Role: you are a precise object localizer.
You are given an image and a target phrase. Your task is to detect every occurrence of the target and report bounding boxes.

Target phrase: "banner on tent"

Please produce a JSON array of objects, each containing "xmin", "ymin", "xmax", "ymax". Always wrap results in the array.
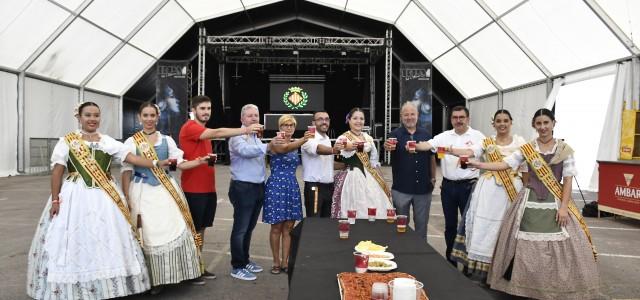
[
  {"xmin": 157, "ymin": 61, "xmax": 190, "ymax": 143},
  {"xmin": 399, "ymin": 63, "xmax": 433, "ymax": 135}
]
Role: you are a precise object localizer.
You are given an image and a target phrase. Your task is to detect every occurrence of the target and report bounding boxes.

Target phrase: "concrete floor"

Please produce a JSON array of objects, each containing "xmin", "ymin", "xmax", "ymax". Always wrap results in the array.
[{"xmin": 1, "ymin": 165, "xmax": 639, "ymax": 300}]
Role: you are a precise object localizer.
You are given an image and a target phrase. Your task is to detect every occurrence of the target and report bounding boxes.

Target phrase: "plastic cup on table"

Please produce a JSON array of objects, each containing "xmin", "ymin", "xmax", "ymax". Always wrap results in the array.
[
  {"xmin": 347, "ymin": 209, "xmax": 357, "ymax": 224},
  {"xmin": 396, "ymin": 215, "xmax": 408, "ymax": 233},
  {"xmin": 338, "ymin": 219, "xmax": 350, "ymax": 240},
  {"xmin": 368, "ymin": 207, "xmax": 377, "ymax": 222},
  {"xmin": 388, "ymin": 278, "xmax": 423, "ymax": 300},
  {"xmin": 353, "ymin": 251, "xmax": 369, "ymax": 274},
  {"xmin": 371, "ymin": 282, "xmax": 389, "ymax": 300},
  {"xmin": 386, "ymin": 208, "xmax": 396, "ymax": 224}
]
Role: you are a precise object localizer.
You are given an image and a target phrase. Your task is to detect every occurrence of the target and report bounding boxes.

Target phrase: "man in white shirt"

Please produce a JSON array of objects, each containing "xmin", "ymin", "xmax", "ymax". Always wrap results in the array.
[
  {"xmin": 301, "ymin": 111, "xmax": 336, "ymax": 217},
  {"xmin": 417, "ymin": 106, "xmax": 485, "ymax": 266}
]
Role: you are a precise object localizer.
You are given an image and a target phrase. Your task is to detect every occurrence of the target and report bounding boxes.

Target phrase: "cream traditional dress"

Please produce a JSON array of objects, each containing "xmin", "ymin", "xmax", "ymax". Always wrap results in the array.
[
  {"xmin": 487, "ymin": 139, "xmax": 599, "ymax": 300},
  {"xmin": 27, "ymin": 131, "xmax": 150, "ymax": 300},
  {"xmin": 452, "ymin": 135, "xmax": 526, "ymax": 278},
  {"xmin": 122, "ymin": 132, "xmax": 201, "ymax": 286},
  {"xmin": 334, "ymin": 131, "xmax": 391, "ymax": 219}
]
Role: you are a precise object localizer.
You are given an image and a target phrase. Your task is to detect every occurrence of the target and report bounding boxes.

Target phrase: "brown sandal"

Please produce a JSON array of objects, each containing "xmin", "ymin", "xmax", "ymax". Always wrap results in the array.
[{"xmin": 270, "ymin": 265, "xmax": 281, "ymax": 274}]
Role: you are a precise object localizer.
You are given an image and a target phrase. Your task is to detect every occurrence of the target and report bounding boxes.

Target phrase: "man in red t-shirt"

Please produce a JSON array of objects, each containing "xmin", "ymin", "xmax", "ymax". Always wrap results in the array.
[{"xmin": 179, "ymin": 95, "xmax": 261, "ymax": 283}]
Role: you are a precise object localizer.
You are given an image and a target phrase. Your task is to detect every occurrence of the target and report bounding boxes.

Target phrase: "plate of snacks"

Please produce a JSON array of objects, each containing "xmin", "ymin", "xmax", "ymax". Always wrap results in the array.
[{"xmin": 367, "ymin": 259, "xmax": 397, "ymax": 272}]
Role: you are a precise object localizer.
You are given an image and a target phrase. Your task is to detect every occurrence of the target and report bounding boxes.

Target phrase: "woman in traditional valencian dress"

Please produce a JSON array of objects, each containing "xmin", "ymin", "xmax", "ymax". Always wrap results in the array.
[
  {"xmin": 332, "ymin": 108, "xmax": 391, "ymax": 219},
  {"xmin": 27, "ymin": 102, "xmax": 169, "ymax": 300},
  {"xmin": 450, "ymin": 109, "xmax": 527, "ymax": 281},
  {"xmin": 468, "ymin": 108, "xmax": 599, "ymax": 299},
  {"xmin": 121, "ymin": 102, "xmax": 209, "ymax": 294}
]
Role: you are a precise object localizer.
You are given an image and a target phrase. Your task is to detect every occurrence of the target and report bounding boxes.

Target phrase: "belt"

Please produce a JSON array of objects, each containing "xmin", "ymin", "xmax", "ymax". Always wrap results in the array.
[{"xmin": 442, "ymin": 178, "xmax": 477, "ymax": 184}]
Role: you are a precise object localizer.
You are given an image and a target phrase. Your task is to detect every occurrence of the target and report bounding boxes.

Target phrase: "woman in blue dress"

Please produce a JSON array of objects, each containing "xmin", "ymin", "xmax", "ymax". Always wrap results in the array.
[{"xmin": 263, "ymin": 115, "xmax": 313, "ymax": 274}]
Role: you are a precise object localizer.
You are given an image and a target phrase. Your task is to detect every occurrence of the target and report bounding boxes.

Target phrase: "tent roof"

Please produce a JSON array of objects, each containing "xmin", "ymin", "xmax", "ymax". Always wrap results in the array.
[{"xmin": 1, "ymin": 0, "xmax": 638, "ymax": 98}]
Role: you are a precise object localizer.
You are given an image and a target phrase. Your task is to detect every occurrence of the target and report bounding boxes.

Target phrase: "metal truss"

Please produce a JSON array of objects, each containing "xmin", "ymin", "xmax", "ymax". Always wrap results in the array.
[
  {"xmin": 384, "ymin": 29, "xmax": 393, "ymax": 164},
  {"xmin": 224, "ymin": 56, "xmax": 369, "ymax": 65},
  {"xmin": 206, "ymin": 35, "xmax": 385, "ymax": 50},
  {"xmin": 198, "ymin": 26, "xmax": 207, "ymax": 96}
]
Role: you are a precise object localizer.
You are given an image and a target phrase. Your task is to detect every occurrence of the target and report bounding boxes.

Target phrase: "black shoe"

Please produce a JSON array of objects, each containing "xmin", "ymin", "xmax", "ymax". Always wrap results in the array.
[
  {"xmin": 150, "ymin": 286, "xmax": 164, "ymax": 295},
  {"xmin": 188, "ymin": 277, "xmax": 206, "ymax": 285},
  {"xmin": 202, "ymin": 271, "xmax": 217, "ymax": 279}
]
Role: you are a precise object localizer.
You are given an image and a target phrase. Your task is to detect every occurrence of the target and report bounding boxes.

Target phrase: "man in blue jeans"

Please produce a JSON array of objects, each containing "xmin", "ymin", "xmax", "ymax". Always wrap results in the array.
[{"xmin": 228, "ymin": 104, "xmax": 281, "ymax": 281}]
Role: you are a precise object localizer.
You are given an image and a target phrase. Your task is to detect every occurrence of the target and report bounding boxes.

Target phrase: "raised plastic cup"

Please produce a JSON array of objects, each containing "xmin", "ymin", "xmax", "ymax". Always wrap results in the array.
[
  {"xmin": 437, "ymin": 146, "xmax": 446, "ymax": 159},
  {"xmin": 459, "ymin": 155, "xmax": 469, "ymax": 169},
  {"xmin": 407, "ymin": 140, "xmax": 416, "ymax": 153},
  {"xmin": 207, "ymin": 153, "xmax": 217, "ymax": 166}
]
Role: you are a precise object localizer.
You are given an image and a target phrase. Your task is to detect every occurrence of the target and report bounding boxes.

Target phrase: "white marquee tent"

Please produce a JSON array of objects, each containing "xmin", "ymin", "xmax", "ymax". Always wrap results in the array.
[{"xmin": 1, "ymin": 0, "xmax": 639, "ymax": 191}]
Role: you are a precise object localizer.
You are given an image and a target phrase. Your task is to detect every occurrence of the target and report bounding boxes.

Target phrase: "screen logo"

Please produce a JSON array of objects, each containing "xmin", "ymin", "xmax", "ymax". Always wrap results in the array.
[{"xmin": 282, "ymin": 86, "xmax": 308, "ymax": 110}]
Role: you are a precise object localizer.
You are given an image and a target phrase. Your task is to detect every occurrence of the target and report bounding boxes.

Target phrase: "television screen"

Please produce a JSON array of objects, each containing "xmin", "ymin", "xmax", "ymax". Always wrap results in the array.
[{"xmin": 270, "ymin": 83, "xmax": 324, "ymax": 112}]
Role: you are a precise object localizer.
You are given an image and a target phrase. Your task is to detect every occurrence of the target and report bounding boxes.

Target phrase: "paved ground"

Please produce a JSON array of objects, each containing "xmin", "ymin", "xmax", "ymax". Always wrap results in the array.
[{"xmin": 1, "ymin": 165, "xmax": 639, "ymax": 300}]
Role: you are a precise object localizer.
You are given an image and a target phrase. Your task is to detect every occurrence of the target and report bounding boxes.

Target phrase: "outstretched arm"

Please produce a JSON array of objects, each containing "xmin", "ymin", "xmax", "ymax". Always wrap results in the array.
[{"xmin": 199, "ymin": 124, "xmax": 261, "ymax": 140}]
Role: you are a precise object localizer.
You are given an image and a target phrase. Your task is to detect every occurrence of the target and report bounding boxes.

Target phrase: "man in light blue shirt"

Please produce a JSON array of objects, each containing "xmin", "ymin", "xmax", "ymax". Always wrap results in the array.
[{"xmin": 228, "ymin": 104, "xmax": 279, "ymax": 281}]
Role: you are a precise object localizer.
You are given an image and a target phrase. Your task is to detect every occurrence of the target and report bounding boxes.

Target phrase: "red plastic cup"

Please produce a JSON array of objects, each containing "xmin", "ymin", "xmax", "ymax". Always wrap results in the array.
[
  {"xmin": 386, "ymin": 208, "xmax": 396, "ymax": 224},
  {"xmin": 347, "ymin": 209, "xmax": 357, "ymax": 224},
  {"xmin": 168, "ymin": 158, "xmax": 177, "ymax": 171},
  {"xmin": 338, "ymin": 219, "xmax": 349, "ymax": 240},
  {"xmin": 277, "ymin": 131, "xmax": 286, "ymax": 139},
  {"xmin": 308, "ymin": 126, "xmax": 316, "ymax": 138},
  {"xmin": 207, "ymin": 153, "xmax": 217, "ymax": 166},
  {"xmin": 388, "ymin": 137, "xmax": 397, "ymax": 145},
  {"xmin": 356, "ymin": 141, "xmax": 365, "ymax": 152},
  {"xmin": 368, "ymin": 207, "xmax": 377, "ymax": 222},
  {"xmin": 459, "ymin": 155, "xmax": 469, "ymax": 169},
  {"xmin": 256, "ymin": 125, "xmax": 264, "ymax": 139},
  {"xmin": 396, "ymin": 215, "xmax": 408, "ymax": 233},
  {"xmin": 353, "ymin": 251, "xmax": 369, "ymax": 273},
  {"xmin": 407, "ymin": 140, "xmax": 416, "ymax": 153},
  {"xmin": 437, "ymin": 146, "xmax": 446, "ymax": 159}
]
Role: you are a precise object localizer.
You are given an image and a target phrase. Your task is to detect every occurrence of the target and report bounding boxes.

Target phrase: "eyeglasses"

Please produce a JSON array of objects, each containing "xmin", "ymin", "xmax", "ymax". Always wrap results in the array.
[
  {"xmin": 315, "ymin": 117, "xmax": 330, "ymax": 122},
  {"xmin": 281, "ymin": 123, "xmax": 295, "ymax": 127}
]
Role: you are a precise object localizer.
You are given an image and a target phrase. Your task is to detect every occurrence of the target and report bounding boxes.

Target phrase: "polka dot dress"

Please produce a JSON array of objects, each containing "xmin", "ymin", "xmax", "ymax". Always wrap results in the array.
[{"xmin": 263, "ymin": 151, "xmax": 303, "ymax": 224}]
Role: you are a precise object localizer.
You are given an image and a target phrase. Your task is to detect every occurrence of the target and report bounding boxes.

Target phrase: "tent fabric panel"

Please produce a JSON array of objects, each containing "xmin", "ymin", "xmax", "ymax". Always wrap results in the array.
[
  {"xmin": 433, "ymin": 48, "xmax": 497, "ymax": 98},
  {"xmin": 26, "ymin": 18, "xmax": 120, "ymax": 85},
  {"xmin": 0, "ymin": 0, "xmax": 69, "ymax": 70},
  {"xmin": 469, "ymin": 94, "xmax": 498, "ymax": 136},
  {"xmin": 502, "ymin": 0, "xmax": 630, "ymax": 75},
  {"xmin": 84, "ymin": 91, "xmax": 121, "ymax": 139},
  {"xmin": 463, "ymin": 23, "xmax": 546, "ymax": 89},
  {"xmin": 501, "ymin": 83, "xmax": 548, "ymax": 140},
  {"xmin": 81, "ymin": 0, "xmax": 164, "ymax": 39},
  {"xmin": 395, "ymin": 2, "xmax": 454, "ymax": 60},
  {"xmin": 52, "ymin": 0, "xmax": 85, "ymax": 11},
  {"xmin": 86, "ymin": 45, "xmax": 156, "ymax": 95},
  {"xmin": 481, "ymin": 0, "xmax": 523, "ymax": 16},
  {"xmin": 416, "ymin": 0, "xmax": 492, "ymax": 42},
  {"xmin": 345, "ymin": 0, "xmax": 410, "ymax": 24},
  {"xmin": 0, "ymin": 71, "xmax": 18, "ymax": 176},
  {"xmin": 130, "ymin": 1, "xmax": 194, "ymax": 58},
  {"xmin": 594, "ymin": 0, "xmax": 640, "ymax": 51},
  {"xmin": 305, "ymin": 0, "xmax": 346, "ymax": 11},
  {"xmin": 176, "ymin": 0, "xmax": 245, "ymax": 21}
]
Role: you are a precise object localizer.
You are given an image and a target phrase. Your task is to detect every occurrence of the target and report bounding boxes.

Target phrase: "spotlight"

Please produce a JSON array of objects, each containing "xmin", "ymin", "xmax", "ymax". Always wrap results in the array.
[
  {"xmin": 244, "ymin": 50, "xmax": 250, "ymax": 55},
  {"xmin": 293, "ymin": 50, "xmax": 299, "ymax": 55},
  {"xmin": 341, "ymin": 51, "xmax": 347, "ymax": 56}
]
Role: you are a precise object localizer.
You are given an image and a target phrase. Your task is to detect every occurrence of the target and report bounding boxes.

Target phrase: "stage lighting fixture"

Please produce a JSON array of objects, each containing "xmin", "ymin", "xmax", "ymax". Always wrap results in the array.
[
  {"xmin": 293, "ymin": 50, "xmax": 299, "ymax": 55},
  {"xmin": 244, "ymin": 50, "xmax": 250, "ymax": 55},
  {"xmin": 341, "ymin": 51, "xmax": 347, "ymax": 56}
]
